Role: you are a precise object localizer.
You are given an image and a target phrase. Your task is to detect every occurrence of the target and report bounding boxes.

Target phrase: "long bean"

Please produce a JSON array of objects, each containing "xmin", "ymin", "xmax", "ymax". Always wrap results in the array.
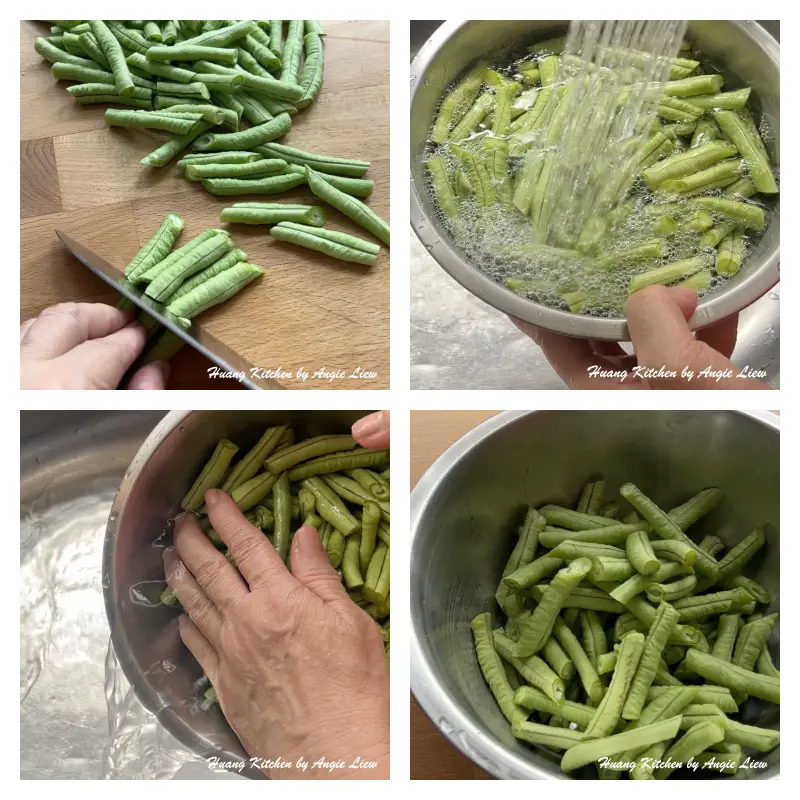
[
  {"xmin": 623, "ymin": 602, "xmax": 680, "ymax": 720},
  {"xmin": 513, "ymin": 559, "xmax": 592, "ymax": 657},
  {"xmin": 300, "ymin": 477, "xmax": 360, "ymax": 536},
  {"xmin": 472, "ymin": 613, "xmax": 527, "ymax": 725},
  {"xmin": 287, "ymin": 449, "xmax": 389, "ymax": 482},
  {"xmin": 306, "ymin": 168, "xmax": 390, "ymax": 246},
  {"xmin": 562, "ymin": 715, "xmax": 682, "ymax": 773},
  {"xmin": 583, "ymin": 631, "xmax": 646, "ymax": 738},
  {"xmin": 539, "ymin": 521, "xmax": 648, "ymax": 548},
  {"xmin": 221, "ymin": 426, "xmax": 286, "ymax": 493},
  {"xmin": 496, "ymin": 508, "xmax": 544, "ymax": 617},
  {"xmin": 181, "ymin": 439, "xmax": 239, "ymax": 511},
  {"xmin": 684, "ymin": 649, "xmax": 779, "ymax": 703},
  {"xmin": 493, "ymin": 630, "xmax": 565, "ymax": 704},
  {"xmin": 619, "ymin": 483, "xmax": 719, "ymax": 578}
]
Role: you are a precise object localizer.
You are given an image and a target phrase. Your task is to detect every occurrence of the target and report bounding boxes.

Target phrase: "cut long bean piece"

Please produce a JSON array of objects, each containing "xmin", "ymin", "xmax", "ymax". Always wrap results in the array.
[
  {"xmin": 715, "ymin": 527, "xmax": 766, "ymax": 583},
  {"xmin": 431, "ymin": 61, "xmax": 487, "ymax": 144},
  {"xmin": 496, "ymin": 508, "xmax": 544, "ymax": 617},
  {"xmin": 619, "ymin": 483, "xmax": 719, "ymax": 578},
  {"xmin": 257, "ymin": 142, "xmax": 370, "ymax": 177},
  {"xmin": 714, "ymin": 110, "xmax": 778, "ymax": 193},
  {"xmin": 202, "ymin": 174, "xmax": 305, "ymax": 196},
  {"xmin": 623, "ymin": 602, "xmax": 680, "ymax": 720},
  {"xmin": 270, "ymin": 224, "xmax": 379, "ymax": 266},
  {"xmin": 684, "ymin": 649, "xmax": 779, "ymax": 703},
  {"xmin": 562, "ymin": 715, "xmax": 681, "ymax": 773},
  {"xmin": 165, "ymin": 262, "xmax": 264, "ymax": 319},
  {"xmin": 305, "ymin": 168, "xmax": 390, "ymax": 246},
  {"xmin": 472, "ymin": 613, "xmax": 527, "ymax": 725},
  {"xmin": 539, "ymin": 521, "xmax": 648, "ymax": 548},
  {"xmin": 514, "ymin": 559, "xmax": 592, "ymax": 658},
  {"xmin": 493, "ymin": 631, "xmax": 565, "ymax": 704},
  {"xmin": 552, "ymin": 617, "xmax": 604, "ymax": 704},
  {"xmin": 182, "ymin": 439, "xmax": 240, "ymax": 511},
  {"xmin": 583, "ymin": 631, "xmax": 645, "ymax": 738}
]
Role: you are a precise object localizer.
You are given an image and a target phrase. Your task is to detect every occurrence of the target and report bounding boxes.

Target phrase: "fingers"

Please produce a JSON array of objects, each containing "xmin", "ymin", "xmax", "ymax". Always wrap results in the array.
[
  {"xmin": 127, "ymin": 360, "xmax": 171, "ymax": 390},
  {"xmin": 204, "ymin": 490, "xmax": 293, "ymax": 592},
  {"xmin": 164, "ymin": 548, "xmax": 223, "ymax": 645},
  {"xmin": 173, "ymin": 512, "xmax": 250, "ymax": 612},
  {"xmin": 626, "ymin": 286, "xmax": 761, "ymax": 389},
  {"xmin": 20, "ymin": 302, "xmax": 133, "ymax": 358},
  {"xmin": 290, "ymin": 524, "xmax": 349, "ymax": 604},
  {"xmin": 65, "ymin": 322, "xmax": 147, "ymax": 389},
  {"xmin": 352, "ymin": 411, "xmax": 390, "ymax": 449},
  {"xmin": 178, "ymin": 615, "xmax": 219, "ymax": 685}
]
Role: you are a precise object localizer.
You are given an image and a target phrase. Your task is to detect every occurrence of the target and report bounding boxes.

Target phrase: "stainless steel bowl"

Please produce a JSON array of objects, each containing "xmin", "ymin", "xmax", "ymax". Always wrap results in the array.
[
  {"xmin": 410, "ymin": 21, "xmax": 780, "ymax": 340},
  {"xmin": 103, "ymin": 410, "xmax": 371, "ymax": 773},
  {"xmin": 410, "ymin": 410, "xmax": 779, "ymax": 779}
]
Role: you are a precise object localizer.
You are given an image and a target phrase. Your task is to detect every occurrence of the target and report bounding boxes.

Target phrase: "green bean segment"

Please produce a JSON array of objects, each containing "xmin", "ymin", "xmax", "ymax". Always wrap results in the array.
[
  {"xmin": 202, "ymin": 173, "xmax": 306, "ymax": 196},
  {"xmin": 270, "ymin": 224, "xmax": 378, "ymax": 266},
  {"xmin": 186, "ymin": 159, "xmax": 287, "ymax": 180},
  {"xmin": 221, "ymin": 203, "xmax": 327, "ymax": 226},
  {"xmin": 181, "ymin": 439, "xmax": 239, "ymax": 511},
  {"xmin": 305, "ymin": 168, "xmax": 390, "ymax": 246}
]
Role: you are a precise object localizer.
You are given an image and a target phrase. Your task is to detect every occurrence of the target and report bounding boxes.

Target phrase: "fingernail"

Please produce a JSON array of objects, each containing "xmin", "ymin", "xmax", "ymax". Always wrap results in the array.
[
  {"xmin": 205, "ymin": 488, "xmax": 223, "ymax": 508},
  {"xmin": 294, "ymin": 524, "xmax": 322, "ymax": 555},
  {"xmin": 352, "ymin": 411, "xmax": 384, "ymax": 440}
]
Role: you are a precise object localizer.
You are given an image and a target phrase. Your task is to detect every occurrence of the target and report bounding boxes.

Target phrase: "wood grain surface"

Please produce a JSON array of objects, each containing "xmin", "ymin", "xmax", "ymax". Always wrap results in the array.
[
  {"xmin": 20, "ymin": 21, "xmax": 389, "ymax": 390},
  {"xmin": 411, "ymin": 411, "xmax": 499, "ymax": 780}
]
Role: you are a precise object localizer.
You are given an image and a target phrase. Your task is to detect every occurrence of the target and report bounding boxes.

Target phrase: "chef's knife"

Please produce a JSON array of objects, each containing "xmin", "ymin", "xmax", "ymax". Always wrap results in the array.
[{"xmin": 57, "ymin": 231, "xmax": 278, "ymax": 390}]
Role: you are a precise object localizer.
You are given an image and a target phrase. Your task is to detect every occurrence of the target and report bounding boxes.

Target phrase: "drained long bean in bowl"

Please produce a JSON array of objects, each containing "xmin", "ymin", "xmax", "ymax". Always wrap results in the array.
[
  {"xmin": 425, "ymin": 27, "xmax": 778, "ymax": 317},
  {"xmin": 473, "ymin": 477, "xmax": 778, "ymax": 778}
]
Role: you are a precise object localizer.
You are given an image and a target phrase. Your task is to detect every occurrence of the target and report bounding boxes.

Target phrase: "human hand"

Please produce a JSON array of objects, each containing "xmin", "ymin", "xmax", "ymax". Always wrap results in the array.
[
  {"xmin": 352, "ymin": 411, "xmax": 390, "ymax": 448},
  {"xmin": 512, "ymin": 285, "xmax": 771, "ymax": 390},
  {"xmin": 164, "ymin": 491, "xmax": 390, "ymax": 780},
  {"xmin": 20, "ymin": 302, "xmax": 169, "ymax": 390}
]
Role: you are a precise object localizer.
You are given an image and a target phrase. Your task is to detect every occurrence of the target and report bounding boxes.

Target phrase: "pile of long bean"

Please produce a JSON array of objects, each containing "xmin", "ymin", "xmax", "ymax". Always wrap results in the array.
[
  {"xmin": 35, "ymin": 21, "xmax": 389, "ymax": 264},
  {"xmin": 474, "ymin": 478, "xmax": 779, "ymax": 778},
  {"xmin": 161, "ymin": 423, "xmax": 391, "ymax": 703},
  {"xmin": 426, "ymin": 33, "xmax": 778, "ymax": 315},
  {"xmin": 117, "ymin": 212, "xmax": 264, "ymax": 368}
]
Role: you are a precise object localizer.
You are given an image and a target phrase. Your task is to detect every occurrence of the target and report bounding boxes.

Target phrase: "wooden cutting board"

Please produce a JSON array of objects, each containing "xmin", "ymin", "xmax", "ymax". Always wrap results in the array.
[
  {"xmin": 20, "ymin": 21, "xmax": 389, "ymax": 390},
  {"xmin": 411, "ymin": 411, "xmax": 499, "ymax": 779}
]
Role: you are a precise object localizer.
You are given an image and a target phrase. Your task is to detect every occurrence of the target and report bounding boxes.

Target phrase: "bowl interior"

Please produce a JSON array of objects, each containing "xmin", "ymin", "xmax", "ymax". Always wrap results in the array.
[
  {"xmin": 411, "ymin": 410, "xmax": 779, "ymax": 779},
  {"xmin": 410, "ymin": 21, "xmax": 780, "ymax": 334},
  {"xmin": 105, "ymin": 410, "xmax": 368, "ymax": 766}
]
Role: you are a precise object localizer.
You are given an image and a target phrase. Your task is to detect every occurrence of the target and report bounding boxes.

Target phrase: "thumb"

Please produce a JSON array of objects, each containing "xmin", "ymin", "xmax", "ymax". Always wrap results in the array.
[
  {"xmin": 352, "ymin": 411, "xmax": 390, "ymax": 449},
  {"xmin": 66, "ymin": 322, "xmax": 147, "ymax": 389},
  {"xmin": 627, "ymin": 286, "xmax": 745, "ymax": 389},
  {"xmin": 290, "ymin": 525, "xmax": 348, "ymax": 603}
]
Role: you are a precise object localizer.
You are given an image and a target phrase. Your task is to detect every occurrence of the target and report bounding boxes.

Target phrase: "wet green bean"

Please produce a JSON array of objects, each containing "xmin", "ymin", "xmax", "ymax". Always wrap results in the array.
[
  {"xmin": 287, "ymin": 449, "xmax": 389, "ymax": 482},
  {"xmin": 181, "ymin": 439, "xmax": 239, "ymax": 511}
]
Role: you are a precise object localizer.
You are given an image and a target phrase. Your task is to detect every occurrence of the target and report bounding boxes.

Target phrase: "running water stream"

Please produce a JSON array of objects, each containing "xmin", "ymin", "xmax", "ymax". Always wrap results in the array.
[{"xmin": 537, "ymin": 20, "xmax": 688, "ymax": 246}]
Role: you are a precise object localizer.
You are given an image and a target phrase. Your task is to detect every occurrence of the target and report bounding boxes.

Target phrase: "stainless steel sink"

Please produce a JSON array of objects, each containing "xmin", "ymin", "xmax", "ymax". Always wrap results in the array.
[{"xmin": 20, "ymin": 411, "xmax": 166, "ymax": 779}]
